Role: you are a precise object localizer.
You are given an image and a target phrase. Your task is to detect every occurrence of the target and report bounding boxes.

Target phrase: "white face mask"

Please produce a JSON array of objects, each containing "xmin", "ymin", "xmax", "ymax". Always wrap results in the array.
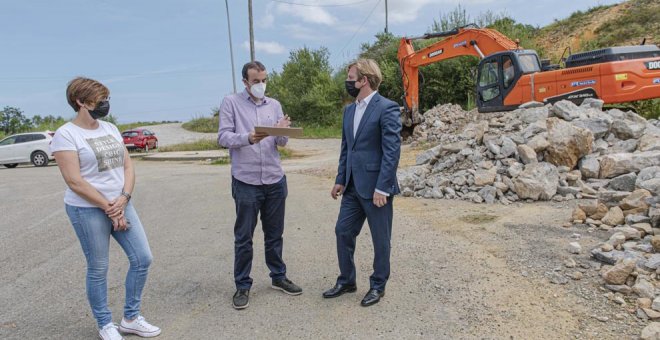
[{"xmin": 250, "ymin": 82, "xmax": 266, "ymax": 99}]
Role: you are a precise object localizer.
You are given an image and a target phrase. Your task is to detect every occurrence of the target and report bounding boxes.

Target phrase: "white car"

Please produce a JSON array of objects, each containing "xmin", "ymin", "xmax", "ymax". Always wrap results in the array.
[{"xmin": 0, "ymin": 132, "xmax": 55, "ymax": 168}]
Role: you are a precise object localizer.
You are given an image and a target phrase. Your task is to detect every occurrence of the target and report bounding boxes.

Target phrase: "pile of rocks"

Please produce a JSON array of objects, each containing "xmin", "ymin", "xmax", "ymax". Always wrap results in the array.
[
  {"xmin": 397, "ymin": 99, "xmax": 660, "ymax": 336},
  {"xmin": 397, "ymin": 99, "xmax": 660, "ymax": 205}
]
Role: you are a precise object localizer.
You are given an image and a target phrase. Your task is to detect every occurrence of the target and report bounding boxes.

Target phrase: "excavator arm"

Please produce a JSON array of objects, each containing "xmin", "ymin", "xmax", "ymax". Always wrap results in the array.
[{"xmin": 398, "ymin": 27, "xmax": 519, "ymax": 126}]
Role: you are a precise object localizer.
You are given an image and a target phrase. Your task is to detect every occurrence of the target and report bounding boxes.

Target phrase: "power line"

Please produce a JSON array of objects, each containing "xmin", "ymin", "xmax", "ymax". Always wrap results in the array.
[
  {"xmin": 270, "ymin": 0, "xmax": 373, "ymax": 7},
  {"xmin": 338, "ymin": 0, "xmax": 382, "ymax": 56}
]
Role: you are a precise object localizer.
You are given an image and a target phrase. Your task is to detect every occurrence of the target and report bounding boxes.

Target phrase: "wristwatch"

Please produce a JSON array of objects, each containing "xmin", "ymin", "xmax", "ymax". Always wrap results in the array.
[{"xmin": 121, "ymin": 190, "xmax": 132, "ymax": 202}]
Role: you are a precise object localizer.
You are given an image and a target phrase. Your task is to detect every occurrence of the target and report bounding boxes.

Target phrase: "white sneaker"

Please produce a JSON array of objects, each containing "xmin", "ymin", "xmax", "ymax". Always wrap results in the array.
[
  {"xmin": 119, "ymin": 316, "xmax": 161, "ymax": 337},
  {"xmin": 99, "ymin": 323, "xmax": 124, "ymax": 340}
]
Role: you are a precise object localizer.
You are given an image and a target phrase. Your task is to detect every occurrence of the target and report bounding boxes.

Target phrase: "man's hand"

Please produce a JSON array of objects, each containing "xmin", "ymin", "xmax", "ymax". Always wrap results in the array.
[
  {"xmin": 373, "ymin": 192, "xmax": 387, "ymax": 208},
  {"xmin": 331, "ymin": 184, "xmax": 344, "ymax": 200},
  {"xmin": 275, "ymin": 115, "xmax": 291, "ymax": 128},
  {"xmin": 249, "ymin": 131, "xmax": 268, "ymax": 144}
]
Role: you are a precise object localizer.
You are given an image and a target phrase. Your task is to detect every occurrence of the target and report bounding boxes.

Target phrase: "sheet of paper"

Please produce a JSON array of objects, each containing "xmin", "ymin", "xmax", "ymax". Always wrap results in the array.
[{"xmin": 254, "ymin": 126, "xmax": 304, "ymax": 138}]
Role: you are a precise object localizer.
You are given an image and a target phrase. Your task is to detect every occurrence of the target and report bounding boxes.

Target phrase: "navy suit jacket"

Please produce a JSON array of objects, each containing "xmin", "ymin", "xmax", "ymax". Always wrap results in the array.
[{"xmin": 335, "ymin": 92, "xmax": 402, "ymax": 200}]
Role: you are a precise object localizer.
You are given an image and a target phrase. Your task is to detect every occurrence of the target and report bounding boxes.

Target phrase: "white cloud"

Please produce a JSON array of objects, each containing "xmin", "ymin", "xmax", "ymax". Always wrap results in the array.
[
  {"xmin": 258, "ymin": 3, "xmax": 275, "ymax": 28},
  {"xmin": 284, "ymin": 23, "xmax": 329, "ymax": 41},
  {"xmin": 242, "ymin": 40, "xmax": 287, "ymax": 55},
  {"xmin": 384, "ymin": 0, "xmax": 496, "ymax": 24},
  {"xmin": 259, "ymin": 13, "xmax": 275, "ymax": 28},
  {"xmin": 275, "ymin": 3, "xmax": 337, "ymax": 25}
]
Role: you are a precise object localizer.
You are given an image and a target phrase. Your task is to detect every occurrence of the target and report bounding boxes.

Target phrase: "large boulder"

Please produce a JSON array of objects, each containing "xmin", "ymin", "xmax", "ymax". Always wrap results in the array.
[
  {"xmin": 581, "ymin": 98, "xmax": 604, "ymax": 110},
  {"xmin": 611, "ymin": 119, "xmax": 646, "ymax": 140},
  {"xmin": 397, "ymin": 166, "xmax": 430, "ymax": 192},
  {"xmin": 527, "ymin": 134, "xmax": 550, "ymax": 152},
  {"xmin": 500, "ymin": 136, "xmax": 517, "ymax": 158},
  {"xmin": 639, "ymin": 134, "xmax": 660, "ymax": 152},
  {"xmin": 599, "ymin": 151, "xmax": 660, "ymax": 178},
  {"xmin": 474, "ymin": 168, "xmax": 497, "ymax": 186},
  {"xmin": 598, "ymin": 190, "xmax": 632, "ymax": 208},
  {"xmin": 545, "ymin": 117, "xmax": 594, "ymax": 169},
  {"xmin": 608, "ymin": 172, "xmax": 637, "ymax": 192},
  {"xmin": 608, "ymin": 139, "xmax": 639, "ymax": 154},
  {"xmin": 518, "ymin": 106, "xmax": 549, "ymax": 124},
  {"xmin": 620, "ymin": 189, "xmax": 652, "ymax": 211},
  {"xmin": 601, "ymin": 258, "xmax": 636, "ymax": 285},
  {"xmin": 461, "ymin": 121, "xmax": 489, "ymax": 144},
  {"xmin": 579, "ymin": 155, "xmax": 600, "ymax": 179},
  {"xmin": 415, "ymin": 145, "xmax": 443, "ymax": 165},
  {"xmin": 601, "ymin": 206, "xmax": 625, "ymax": 226},
  {"xmin": 641, "ymin": 323, "xmax": 660, "ymax": 340},
  {"xmin": 572, "ymin": 117, "xmax": 612, "ymax": 139},
  {"xmin": 637, "ymin": 166, "xmax": 660, "ymax": 196},
  {"xmin": 517, "ymin": 145, "xmax": 537, "ymax": 164},
  {"xmin": 550, "ymin": 100, "xmax": 582, "ymax": 121},
  {"xmin": 651, "ymin": 207, "xmax": 660, "ymax": 229},
  {"xmin": 513, "ymin": 162, "xmax": 559, "ymax": 200}
]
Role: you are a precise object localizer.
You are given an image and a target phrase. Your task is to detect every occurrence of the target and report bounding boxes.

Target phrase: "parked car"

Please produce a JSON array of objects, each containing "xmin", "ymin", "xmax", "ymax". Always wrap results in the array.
[
  {"xmin": 122, "ymin": 128, "xmax": 158, "ymax": 151},
  {"xmin": 0, "ymin": 131, "xmax": 55, "ymax": 168}
]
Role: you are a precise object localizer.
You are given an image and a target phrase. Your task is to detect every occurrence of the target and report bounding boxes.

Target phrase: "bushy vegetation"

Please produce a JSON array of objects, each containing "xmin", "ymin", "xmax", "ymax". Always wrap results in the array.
[
  {"xmin": 0, "ymin": 105, "xmax": 180, "ymax": 140},
  {"xmin": 267, "ymin": 47, "xmax": 344, "ymax": 127},
  {"xmin": 116, "ymin": 120, "xmax": 181, "ymax": 132},
  {"xmin": 158, "ymin": 139, "xmax": 220, "ymax": 152},
  {"xmin": 182, "ymin": 114, "xmax": 219, "ymax": 133},
  {"xmin": 0, "ymin": 106, "xmax": 68, "ymax": 139}
]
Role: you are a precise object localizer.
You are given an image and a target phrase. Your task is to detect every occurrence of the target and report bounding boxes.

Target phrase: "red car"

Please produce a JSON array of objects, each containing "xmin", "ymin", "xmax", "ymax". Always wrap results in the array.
[{"xmin": 122, "ymin": 128, "xmax": 158, "ymax": 151}]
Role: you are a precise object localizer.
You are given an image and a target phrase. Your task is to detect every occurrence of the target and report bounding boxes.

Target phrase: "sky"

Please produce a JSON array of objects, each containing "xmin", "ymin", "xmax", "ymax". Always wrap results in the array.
[{"xmin": 0, "ymin": 0, "xmax": 624, "ymax": 123}]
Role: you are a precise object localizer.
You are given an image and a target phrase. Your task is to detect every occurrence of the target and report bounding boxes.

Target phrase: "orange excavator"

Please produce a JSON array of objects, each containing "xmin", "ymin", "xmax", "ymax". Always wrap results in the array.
[{"xmin": 397, "ymin": 25, "xmax": 660, "ymax": 127}]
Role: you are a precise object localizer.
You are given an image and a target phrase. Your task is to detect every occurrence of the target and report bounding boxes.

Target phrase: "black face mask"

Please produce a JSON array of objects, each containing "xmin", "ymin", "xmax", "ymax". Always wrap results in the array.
[
  {"xmin": 88, "ymin": 100, "xmax": 110, "ymax": 120},
  {"xmin": 345, "ymin": 80, "xmax": 361, "ymax": 98}
]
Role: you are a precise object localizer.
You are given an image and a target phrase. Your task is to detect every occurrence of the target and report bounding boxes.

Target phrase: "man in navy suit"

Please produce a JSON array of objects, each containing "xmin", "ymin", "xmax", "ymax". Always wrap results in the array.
[{"xmin": 323, "ymin": 59, "xmax": 401, "ymax": 307}]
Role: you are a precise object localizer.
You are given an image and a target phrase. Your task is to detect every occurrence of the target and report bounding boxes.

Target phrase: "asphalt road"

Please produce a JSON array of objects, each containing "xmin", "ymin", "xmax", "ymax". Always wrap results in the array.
[{"xmin": 0, "ymin": 138, "xmax": 641, "ymax": 339}]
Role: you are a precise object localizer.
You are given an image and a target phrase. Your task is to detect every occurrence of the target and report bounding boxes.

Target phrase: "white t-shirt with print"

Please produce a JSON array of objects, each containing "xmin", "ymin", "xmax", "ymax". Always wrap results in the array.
[{"xmin": 50, "ymin": 121, "xmax": 126, "ymax": 207}]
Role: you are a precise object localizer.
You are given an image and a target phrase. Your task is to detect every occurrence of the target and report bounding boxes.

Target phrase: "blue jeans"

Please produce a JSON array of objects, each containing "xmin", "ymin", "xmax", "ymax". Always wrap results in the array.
[
  {"xmin": 231, "ymin": 176, "xmax": 288, "ymax": 289},
  {"xmin": 66, "ymin": 202, "xmax": 153, "ymax": 329}
]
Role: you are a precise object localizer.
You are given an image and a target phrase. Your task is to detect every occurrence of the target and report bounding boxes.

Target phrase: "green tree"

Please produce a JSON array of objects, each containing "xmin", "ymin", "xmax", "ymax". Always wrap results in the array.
[
  {"xmin": 101, "ymin": 114, "xmax": 118, "ymax": 125},
  {"xmin": 267, "ymin": 47, "xmax": 344, "ymax": 126},
  {"xmin": 0, "ymin": 106, "xmax": 32, "ymax": 134},
  {"xmin": 34, "ymin": 115, "xmax": 67, "ymax": 131}
]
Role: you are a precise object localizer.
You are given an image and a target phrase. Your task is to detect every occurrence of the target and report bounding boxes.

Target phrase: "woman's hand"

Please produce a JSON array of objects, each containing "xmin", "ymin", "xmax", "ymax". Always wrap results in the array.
[
  {"xmin": 111, "ymin": 216, "xmax": 129, "ymax": 231},
  {"xmin": 105, "ymin": 195, "xmax": 128, "ymax": 218}
]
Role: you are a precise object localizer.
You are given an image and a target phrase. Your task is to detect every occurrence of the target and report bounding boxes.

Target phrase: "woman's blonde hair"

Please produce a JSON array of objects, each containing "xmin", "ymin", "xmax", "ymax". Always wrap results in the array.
[
  {"xmin": 66, "ymin": 77, "xmax": 110, "ymax": 112},
  {"xmin": 347, "ymin": 59, "xmax": 382, "ymax": 90}
]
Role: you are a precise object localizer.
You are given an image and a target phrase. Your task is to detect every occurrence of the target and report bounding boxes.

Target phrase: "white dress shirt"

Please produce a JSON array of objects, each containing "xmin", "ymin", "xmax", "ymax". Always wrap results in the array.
[
  {"xmin": 353, "ymin": 90, "xmax": 377, "ymax": 137},
  {"xmin": 352, "ymin": 91, "xmax": 389, "ymax": 197}
]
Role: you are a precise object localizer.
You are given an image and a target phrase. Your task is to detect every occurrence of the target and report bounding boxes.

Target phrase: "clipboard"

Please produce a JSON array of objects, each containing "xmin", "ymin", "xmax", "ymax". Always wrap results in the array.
[{"xmin": 254, "ymin": 126, "xmax": 304, "ymax": 138}]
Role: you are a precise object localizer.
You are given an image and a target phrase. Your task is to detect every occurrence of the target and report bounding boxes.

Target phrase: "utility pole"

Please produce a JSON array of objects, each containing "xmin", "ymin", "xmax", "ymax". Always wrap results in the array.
[
  {"xmin": 384, "ymin": 0, "xmax": 388, "ymax": 34},
  {"xmin": 225, "ymin": 0, "xmax": 237, "ymax": 93},
  {"xmin": 248, "ymin": 0, "xmax": 255, "ymax": 61}
]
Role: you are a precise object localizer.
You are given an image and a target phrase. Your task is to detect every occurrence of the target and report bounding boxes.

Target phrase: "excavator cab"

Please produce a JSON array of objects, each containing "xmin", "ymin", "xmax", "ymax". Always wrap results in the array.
[{"xmin": 476, "ymin": 50, "xmax": 541, "ymax": 112}]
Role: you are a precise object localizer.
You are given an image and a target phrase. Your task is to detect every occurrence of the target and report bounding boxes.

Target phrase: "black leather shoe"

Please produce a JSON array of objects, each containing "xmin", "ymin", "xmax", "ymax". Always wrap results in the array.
[
  {"xmin": 360, "ymin": 289, "xmax": 384, "ymax": 306},
  {"xmin": 322, "ymin": 283, "xmax": 357, "ymax": 298},
  {"xmin": 232, "ymin": 289, "xmax": 249, "ymax": 309}
]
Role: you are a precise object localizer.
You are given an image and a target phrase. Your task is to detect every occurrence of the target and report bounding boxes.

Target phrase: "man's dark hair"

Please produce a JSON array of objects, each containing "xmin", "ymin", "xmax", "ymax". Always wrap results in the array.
[{"xmin": 242, "ymin": 61, "xmax": 266, "ymax": 80}]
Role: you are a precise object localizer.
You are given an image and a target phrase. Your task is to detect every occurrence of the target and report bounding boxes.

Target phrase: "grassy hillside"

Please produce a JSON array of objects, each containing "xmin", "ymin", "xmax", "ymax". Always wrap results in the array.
[{"xmin": 537, "ymin": 0, "xmax": 659, "ymax": 61}]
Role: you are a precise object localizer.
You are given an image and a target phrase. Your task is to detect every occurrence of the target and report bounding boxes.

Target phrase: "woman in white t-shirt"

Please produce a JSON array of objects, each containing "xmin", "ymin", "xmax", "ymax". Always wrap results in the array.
[{"xmin": 50, "ymin": 77, "xmax": 161, "ymax": 340}]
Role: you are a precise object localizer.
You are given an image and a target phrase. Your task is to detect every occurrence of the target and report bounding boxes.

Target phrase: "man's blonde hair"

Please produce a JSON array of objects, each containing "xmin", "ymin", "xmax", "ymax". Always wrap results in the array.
[{"xmin": 348, "ymin": 59, "xmax": 382, "ymax": 91}]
